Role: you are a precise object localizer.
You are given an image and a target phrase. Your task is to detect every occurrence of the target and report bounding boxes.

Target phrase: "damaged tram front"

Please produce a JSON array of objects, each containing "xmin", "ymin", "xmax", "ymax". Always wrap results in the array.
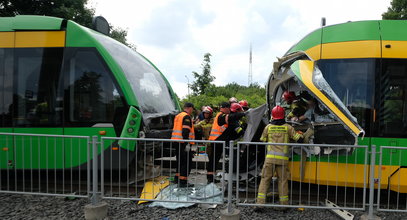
[
  {"xmin": 261, "ymin": 20, "xmax": 407, "ymax": 192},
  {"xmin": 0, "ymin": 16, "xmax": 180, "ymax": 176}
]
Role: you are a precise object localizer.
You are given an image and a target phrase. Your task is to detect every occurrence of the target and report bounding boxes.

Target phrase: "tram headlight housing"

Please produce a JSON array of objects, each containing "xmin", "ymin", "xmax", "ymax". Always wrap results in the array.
[{"xmin": 127, "ymin": 127, "xmax": 134, "ymax": 133}]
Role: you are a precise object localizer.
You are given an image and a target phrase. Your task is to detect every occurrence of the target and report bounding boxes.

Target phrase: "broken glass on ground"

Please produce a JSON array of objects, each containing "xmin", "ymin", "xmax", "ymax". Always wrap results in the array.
[{"xmin": 149, "ymin": 183, "xmax": 223, "ymax": 209}]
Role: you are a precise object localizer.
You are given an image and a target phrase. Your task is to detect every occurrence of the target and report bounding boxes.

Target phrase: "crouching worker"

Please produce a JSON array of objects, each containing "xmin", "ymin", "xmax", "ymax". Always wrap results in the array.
[{"xmin": 256, "ymin": 105, "xmax": 303, "ymax": 209}]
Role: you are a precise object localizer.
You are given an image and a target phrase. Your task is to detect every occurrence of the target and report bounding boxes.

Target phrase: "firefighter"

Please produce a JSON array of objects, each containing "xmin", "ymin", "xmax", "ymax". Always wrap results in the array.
[
  {"xmin": 194, "ymin": 106, "xmax": 214, "ymax": 140},
  {"xmin": 239, "ymin": 100, "xmax": 249, "ymax": 111},
  {"xmin": 171, "ymin": 102, "xmax": 195, "ymax": 188},
  {"xmin": 282, "ymin": 91, "xmax": 307, "ymax": 121},
  {"xmin": 207, "ymin": 102, "xmax": 246, "ymax": 183},
  {"xmin": 228, "ymin": 103, "xmax": 246, "ymax": 139},
  {"xmin": 207, "ymin": 102, "xmax": 230, "ymax": 183},
  {"xmin": 238, "ymin": 100, "xmax": 249, "ymax": 130},
  {"xmin": 256, "ymin": 105, "xmax": 303, "ymax": 209}
]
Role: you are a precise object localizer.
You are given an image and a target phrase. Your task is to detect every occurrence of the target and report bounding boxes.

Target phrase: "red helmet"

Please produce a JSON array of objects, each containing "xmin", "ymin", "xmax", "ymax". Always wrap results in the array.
[
  {"xmin": 282, "ymin": 91, "xmax": 296, "ymax": 103},
  {"xmin": 271, "ymin": 105, "xmax": 285, "ymax": 120},
  {"xmin": 202, "ymin": 106, "xmax": 213, "ymax": 114},
  {"xmin": 239, "ymin": 100, "xmax": 248, "ymax": 108},
  {"xmin": 230, "ymin": 103, "xmax": 243, "ymax": 112}
]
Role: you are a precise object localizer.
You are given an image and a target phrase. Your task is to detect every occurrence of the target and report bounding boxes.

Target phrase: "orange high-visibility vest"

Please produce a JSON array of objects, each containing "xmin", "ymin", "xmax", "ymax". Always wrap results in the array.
[
  {"xmin": 171, "ymin": 112, "xmax": 195, "ymax": 142},
  {"xmin": 209, "ymin": 112, "xmax": 228, "ymax": 140}
]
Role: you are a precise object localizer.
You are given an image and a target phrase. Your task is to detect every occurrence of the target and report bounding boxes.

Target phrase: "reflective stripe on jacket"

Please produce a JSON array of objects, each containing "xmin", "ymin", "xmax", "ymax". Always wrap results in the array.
[
  {"xmin": 171, "ymin": 112, "xmax": 195, "ymax": 142},
  {"xmin": 260, "ymin": 124, "xmax": 302, "ymax": 162},
  {"xmin": 208, "ymin": 112, "xmax": 228, "ymax": 141}
]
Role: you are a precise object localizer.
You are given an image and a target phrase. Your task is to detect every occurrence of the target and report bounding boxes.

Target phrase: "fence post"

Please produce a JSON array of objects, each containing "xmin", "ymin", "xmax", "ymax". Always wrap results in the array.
[
  {"xmin": 220, "ymin": 141, "xmax": 240, "ymax": 220},
  {"xmin": 91, "ymin": 135, "xmax": 99, "ymax": 205},
  {"xmin": 362, "ymin": 145, "xmax": 380, "ymax": 220},
  {"xmin": 84, "ymin": 136, "xmax": 107, "ymax": 220}
]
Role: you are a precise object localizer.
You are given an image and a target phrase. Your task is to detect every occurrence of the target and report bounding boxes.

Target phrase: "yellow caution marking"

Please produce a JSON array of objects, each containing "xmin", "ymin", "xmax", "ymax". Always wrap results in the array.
[{"xmin": 138, "ymin": 176, "xmax": 170, "ymax": 204}]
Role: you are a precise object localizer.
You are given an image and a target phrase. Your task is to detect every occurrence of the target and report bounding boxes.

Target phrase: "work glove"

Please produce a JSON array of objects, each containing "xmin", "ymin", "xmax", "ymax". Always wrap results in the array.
[{"xmin": 185, "ymin": 144, "xmax": 191, "ymax": 152}]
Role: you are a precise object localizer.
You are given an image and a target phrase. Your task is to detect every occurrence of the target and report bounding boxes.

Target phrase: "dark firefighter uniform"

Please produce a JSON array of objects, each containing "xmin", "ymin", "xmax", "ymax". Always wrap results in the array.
[
  {"xmin": 171, "ymin": 111, "xmax": 195, "ymax": 186},
  {"xmin": 207, "ymin": 111, "xmax": 228, "ymax": 182},
  {"xmin": 257, "ymin": 106, "xmax": 303, "ymax": 205},
  {"xmin": 207, "ymin": 104, "xmax": 245, "ymax": 183}
]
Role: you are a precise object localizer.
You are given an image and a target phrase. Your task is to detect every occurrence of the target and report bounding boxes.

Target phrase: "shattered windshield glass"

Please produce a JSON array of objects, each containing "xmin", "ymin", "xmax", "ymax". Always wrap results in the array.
[
  {"xmin": 286, "ymin": 59, "xmax": 364, "ymax": 136},
  {"xmin": 317, "ymin": 59, "xmax": 375, "ymax": 133}
]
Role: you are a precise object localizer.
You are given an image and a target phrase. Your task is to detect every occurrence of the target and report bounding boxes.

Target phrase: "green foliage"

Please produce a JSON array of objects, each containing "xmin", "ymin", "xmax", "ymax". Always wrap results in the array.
[
  {"xmin": 0, "ymin": 0, "xmax": 134, "ymax": 48},
  {"xmin": 190, "ymin": 53, "xmax": 215, "ymax": 95},
  {"xmin": 110, "ymin": 26, "xmax": 137, "ymax": 50},
  {"xmin": 382, "ymin": 0, "xmax": 407, "ymax": 19},
  {"xmin": 0, "ymin": 0, "xmax": 94, "ymax": 27},
  {"xmin": 182, "ymin": 82, "xmax": 266, "ymax": 111}
]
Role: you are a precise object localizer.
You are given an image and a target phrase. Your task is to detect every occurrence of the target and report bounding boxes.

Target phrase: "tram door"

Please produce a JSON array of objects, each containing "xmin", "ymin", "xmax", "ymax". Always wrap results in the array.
[
  {"xmin": 0, "ymin": 47, "xmax": 14, "ymax": 169},
  {"xmin": 12, "ymin": 47, "xmax": 64, "ymax": 169},
  {"xmin": 61, "ymin": 48, "xmax": 125, "ymax": 169}
]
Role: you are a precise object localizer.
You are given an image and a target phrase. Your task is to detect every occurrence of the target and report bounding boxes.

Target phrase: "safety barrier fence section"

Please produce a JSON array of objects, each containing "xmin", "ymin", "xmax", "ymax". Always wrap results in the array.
[
  {"xmin": 377, "ymin": 146, "xmax": 407, "ymax": 212},
  {"xmin": 0, "ymin": 132, "xmax": 90, "ymax": 198},
  {"xmin": 235, "ymin": 142, "xmax": 369, "ymax": 210},
  {"xmin": 99, "ymin": 137, "xmax": 226, "ymax": 205},
  {"xmin": 3, "ymin": 132, "xmax": 407, "ymax": 215}
]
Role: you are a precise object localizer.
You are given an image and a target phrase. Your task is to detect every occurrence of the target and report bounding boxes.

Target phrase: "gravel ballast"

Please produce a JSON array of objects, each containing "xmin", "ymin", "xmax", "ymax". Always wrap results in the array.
[{"xmin": 1, "ymin": 193, "xmax": 407, "ymax": 219}]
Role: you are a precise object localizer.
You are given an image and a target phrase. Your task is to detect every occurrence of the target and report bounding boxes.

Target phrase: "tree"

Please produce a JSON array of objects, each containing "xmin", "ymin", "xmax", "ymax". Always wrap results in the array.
[
  {"xmin": 182, "ymin": 82, "xmax": 266, "ymax": 111},
  {"xmin": 110, "ymin": 27, "xmax": 137, "ymax": 50},
  {"xmin": 382, "ymin": 0, "xmax": 407, "ymax": 19},
  {"xmin": 0, "ymin": 0, "xmax": 94, "ymax": 27},
  {"xmin": 190, "ymin": 53, "xmax": 215, "ymax": 96},
  {"xmin": 0, "ymin": 0, "xmax": 134, "ymax": 48}
]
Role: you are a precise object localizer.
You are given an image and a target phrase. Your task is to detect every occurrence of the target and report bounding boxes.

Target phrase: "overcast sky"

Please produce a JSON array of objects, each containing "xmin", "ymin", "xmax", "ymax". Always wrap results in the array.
[{"xmin": 89, "ymin": 0, "xmax": 391, "ymax": 98}]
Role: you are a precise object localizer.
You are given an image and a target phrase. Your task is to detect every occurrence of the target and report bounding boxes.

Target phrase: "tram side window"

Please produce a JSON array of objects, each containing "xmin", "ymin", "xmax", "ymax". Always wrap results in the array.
[
  {"xmin": 13, "ymin": 48, "xmax": 64, "ymax": 127},
  {"xmin": 376, "ymin": 59, "xmax": 407, "ymax": 137},
  {"xmin": 62, "ymin": 48, "xmax": 124, "ymax": 126},
  {"xmin": 0, "ymin": 49, "xmax": 13, "ymax": 127}
]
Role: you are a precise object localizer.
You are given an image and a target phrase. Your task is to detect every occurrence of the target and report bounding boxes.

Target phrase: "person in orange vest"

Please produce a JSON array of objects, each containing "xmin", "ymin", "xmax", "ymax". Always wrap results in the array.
[
  {"xmin": 171, "ymin": 102, "xmax": 195, "ymax": 188},
  {"xmin": 207, "ymin": 102, "xmax": 246, "ymax": 183},
  {"xmin": 256, "ymin": 105, "xmax": 304, "ymax": 211}
]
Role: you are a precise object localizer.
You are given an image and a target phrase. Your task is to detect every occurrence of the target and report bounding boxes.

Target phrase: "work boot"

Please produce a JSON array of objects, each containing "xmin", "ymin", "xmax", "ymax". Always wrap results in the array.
[
  {"xmin": 178, "ymin": 180, "xmax": 194, "ymax": 188},
  {"xmin": 273, "ymin": 201, "xmax": 289, "ymax": 212}
]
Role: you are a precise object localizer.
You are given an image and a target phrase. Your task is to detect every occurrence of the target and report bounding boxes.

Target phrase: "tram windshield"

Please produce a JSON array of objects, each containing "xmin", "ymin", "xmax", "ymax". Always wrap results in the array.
[
  {"xmin": 92, "ymin": 32, "xmax": 177, "ymax": 116},
  {"xmin": 268, "ymin": 52, "xmax": 364, "ymax": 145}
]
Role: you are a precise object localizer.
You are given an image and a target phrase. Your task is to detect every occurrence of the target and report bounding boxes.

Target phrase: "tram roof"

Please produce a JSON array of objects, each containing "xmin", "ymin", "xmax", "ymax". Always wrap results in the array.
[{"xmin": 287, "ymin": 20, "xmax": 407, "ymax": 54}]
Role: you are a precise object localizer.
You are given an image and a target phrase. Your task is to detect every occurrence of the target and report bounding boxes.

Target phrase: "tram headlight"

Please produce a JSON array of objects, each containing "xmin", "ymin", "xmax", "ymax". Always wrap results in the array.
[{"xmin": 127, "ymin": 127, "xmax": 134, "ymax": 133}]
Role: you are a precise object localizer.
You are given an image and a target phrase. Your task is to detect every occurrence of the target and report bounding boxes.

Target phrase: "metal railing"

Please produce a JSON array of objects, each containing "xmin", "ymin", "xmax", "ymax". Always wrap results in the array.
[
  {"xmin": 0, "ymin": 132, "xmax": 90, "ymax": 198},
  {"xmin": 2, "ymin": 132, "xmax": 407, "ymax": 216},
  {"xmin": 99, "ymin": 137, "xmax": 226, "ymax": 205},
  {"xmin": 377, "ymin": 146, "xmax": 407, "ymax": 212},
  {"xmin": 235, "ymin": 142, "xmax": 369, "ymax": 210}
]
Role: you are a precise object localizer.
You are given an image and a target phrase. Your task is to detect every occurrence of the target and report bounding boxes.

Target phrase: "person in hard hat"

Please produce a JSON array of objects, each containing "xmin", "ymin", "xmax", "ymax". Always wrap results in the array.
[
  {"xmin": 207, "ymin": 102, "xmax": 247, "ymax": 183},
  {"xmin": 282, "ymin": 91, "xmax": 307, "ymax": 122},
  {"xmin": 171, "ymin": 102, "xmax": 195, "ymax": 188},
  {"xmin": 239, "ymin": 100, "xmax": 249, "ymax": 111},
  {"xmin": 194, "ymin": 106, "xmax": 214, "ymax": 140},
  {"xmin": 207, "ymin": 102, "xmax": 230, "ymax": 183},
  {"xmin": 229, "ymin": 97, "xmax": 238, "ymax": 104},
  {"xmin": 228, "ymin": 103, "xmax": 247, "ymax": 139},
  {"xmin": 256, "ymin": 105, "xmax": 303, "ymax": 209},
  {"xmin": 194, "ymin": 106, "xmax": 214, "ymax": 160},
  {"xmin": 238, "ymin": 100, "xmax": 249, "ymax": 130}
]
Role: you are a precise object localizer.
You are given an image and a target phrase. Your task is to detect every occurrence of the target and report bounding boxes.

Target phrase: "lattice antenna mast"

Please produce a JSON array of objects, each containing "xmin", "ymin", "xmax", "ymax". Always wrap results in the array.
[{"xmin": 248, "ymin": 43, "xmax": 253, "ymax": 86}]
